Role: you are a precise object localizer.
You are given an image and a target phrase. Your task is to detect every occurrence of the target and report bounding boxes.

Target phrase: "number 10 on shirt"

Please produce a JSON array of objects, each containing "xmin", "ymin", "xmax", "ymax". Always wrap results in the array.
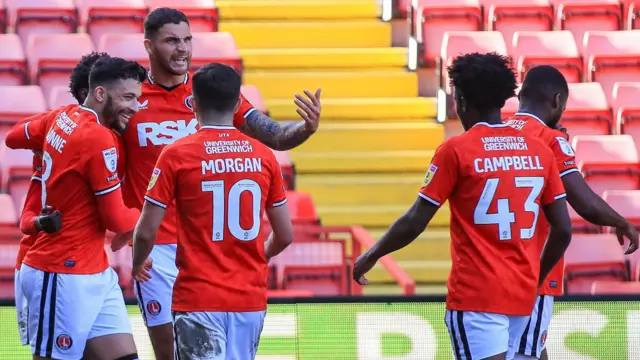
[
  {"xmin": 473, "ymin": 177, "xmax": 544, "ymax": 241},
  {"xmin": 201, "ymin": 179, "xmax": 262, "ymax": 242}
]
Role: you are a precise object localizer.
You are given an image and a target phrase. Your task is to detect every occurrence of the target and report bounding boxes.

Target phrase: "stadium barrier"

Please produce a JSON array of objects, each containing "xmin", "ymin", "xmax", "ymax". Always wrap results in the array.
[{"xmin": 0, "ymin": 295, "xmax": 636, "ymax": 359}]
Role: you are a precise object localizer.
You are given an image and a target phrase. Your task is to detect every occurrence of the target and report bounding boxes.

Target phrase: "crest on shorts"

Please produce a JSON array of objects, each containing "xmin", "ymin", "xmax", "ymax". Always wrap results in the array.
[
  {"xmin": 540, "ymin": 330, "xmax": 548, "ymax": 345},
  {"xmin": 422, "ymin": 164, "xmax": 438, "ymax": 187},
  {"xmin": 147, "ymin": 300, "xmax": 162, "ymax": 316},
  {"xmin": 185, "ymin": 95, "xmax": 194, "ymax": 111},
  {"xmin": 147, "ymin": 168, "xmax": 161, "ymax": 191},
  {"xmin": 555, "ymin": 136, "xmax": 575, "ymax": 157},
  {"xmin": 102, "ymin": 147, "xmax": 118, "ymax": 173},
  {"xmin": 56, "ymin": 334, "xmax": 73, "ymax": 350}
]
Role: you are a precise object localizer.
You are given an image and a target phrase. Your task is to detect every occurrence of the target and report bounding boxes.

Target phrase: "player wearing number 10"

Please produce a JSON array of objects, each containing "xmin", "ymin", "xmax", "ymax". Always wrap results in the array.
[
  {"xmin": 132, "ymin": 63, "xmax": 294, "ymax": 360},
  {"xmin": 353, "ymin": 53, "xmax": 573, "ymax": 360}
]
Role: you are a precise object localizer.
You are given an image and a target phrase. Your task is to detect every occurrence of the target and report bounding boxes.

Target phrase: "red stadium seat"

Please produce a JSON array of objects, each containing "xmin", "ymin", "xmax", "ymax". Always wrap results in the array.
[
  {"xmin": 511, "ymin": 31, "xmax": 582, "ymax": 83},
  {"xmin": 144, "ymin": 0, "xmax": 218, "ymax": 32},
  {"xmin": 0, "ymin": 34, "xmax": 27, "ymax": 86},
  {"xmin": 552, "ymin": 0, "xmax": 622, "ymax": 51},
  {"xmin": 0, "ymin": 142, "xmax": 34, "ymax": 193},
  {"xmin": 0, "ymin": 0, "xmax": 6, "ymax": 33},
  {"xmin": 0, "ymin": 85, "xmax": 46, "ymax": 124},
  {"xmin": 583, "ymin": 31, "xmax": 640, "ymax": 105},
  {"xmin": 240, "ymin": 85, "xmax": 267, "ymax": 115},
  {"xmin": 411, "ymin": 0, "xmax": 482, "ymax": 67},
  {"xmin": 0, "ymin": 237, "xmax": 20, "ymax": 281},
  {"xmin": 5, "ymin": 0, "xmax": 77, "ymax": 47},
  {"xmin": 564, "ymin": 233, "xmax": 627, "ymax": 294},
  {"xmin": 272, "ymin": 150, "xmax": 295, "ymax": 190},
  {"xmin": 76, "ymin": 0, "xmax": 147, "ymax": 46},
  {"xmin": 48, "ymin": 85, "xmax": 76, "ymax": 109},
  {"xmin": 0, "ymin": 193, "xmax": 18, "ymax": 227},
  {"xmin": 627, "ymin": 1, "xmax": 640, "ymax": 29},
  {"xmin": 282, "ymin": 265, "xmax": 348, "ymax": 296},
  {"xmin": 481, "ymin": 0, "xmax": 553, "ymax": 48},
  {"xmin": 612, "ymin": 82, "xmax": 640, "ymax": 152},
  {"xmin": 389, "ymin": 0, "xmax": 411, "ymax": 19},
  {"xmin": 572, "ymin": 135, "xmax": 640, "ymax": 196},
  {"xmin": 561, "ymin": 82, "xmax": 612, "ymax": 136},
  {"xmin": 97, "ymin": 33, "xmax": 149, "ymax": 68},
  {"xmin": 501, "ymin": 84, "xmax": 521, "ymax": 119},
  {"xmin": 591, "ymin": 280, "xmax": 640, "ymax": 294},
  {"xmin": 602, "ymin": 190, "xmax": 640, "ymax": 234},
  {"xmin": 440, "ymin": 31, "xmax": 507, "ymax": 93},
  {"xmin": 26, "ymin": 33, "xmax": 94, "ymax": 101},
  {"xmin": 191, "ymin": 32, "xmax": 242, "ymax": 73},
  {"xmin": 285, "ymin": 191, "xmax": 318, "ymax": 223}
]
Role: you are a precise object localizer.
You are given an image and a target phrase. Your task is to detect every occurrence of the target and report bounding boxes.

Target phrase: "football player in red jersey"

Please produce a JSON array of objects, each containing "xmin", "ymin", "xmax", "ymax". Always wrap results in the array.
[
  {"xmin": 13, "ymin": 51, "xmax": 108, "ymax": 347},
  {"xmin": 5, "ymin": 57, "xmax": 147, "ymax": 360},
  {"xmin": 509, "ymin": 66, "xmax": 639, "ymax": 360},
  {"xmin": 354, "ymin": 53, "xmax": 573, "ymax": 360},
  {"xmin": 120, "ymin": 8, "xmax": 321, "ymax": 359},
  {"xmin": 132, "ymin": 63, "xmax": 293, "ymax": 360}
]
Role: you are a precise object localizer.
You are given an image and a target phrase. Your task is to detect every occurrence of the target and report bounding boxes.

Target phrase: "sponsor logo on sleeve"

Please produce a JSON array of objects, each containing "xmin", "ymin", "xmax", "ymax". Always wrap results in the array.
[
  {"xmin": 556, "ymin": 136, "xmax": 575, "ymax": 157},
  {"xmin": 102, "ymin": 147, "xmax": 118, "ymax": 173},
  {"xmin": 422, "ymin": 164, "xmax": 438, "ymax": 187},
  {"xmin": 147, "ymin": 168, "xmax": 161, "ymax": 191}
]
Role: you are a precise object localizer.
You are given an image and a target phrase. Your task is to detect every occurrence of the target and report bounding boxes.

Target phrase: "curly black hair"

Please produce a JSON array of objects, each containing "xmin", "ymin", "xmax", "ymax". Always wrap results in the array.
[
  {"xmin": 69, "ymin": 52, "xmax": 109, "ymax": 103},
  {"xmin": 520, "ymin": 65, "xmax": 569, "ymax": 103},
  {"xmin": 88, "ymin": 57, "xmax": 147, "ymax": 90},
  {"xmin": 448, "ymin": 52, "xmax": 518, "ymax": 113}
]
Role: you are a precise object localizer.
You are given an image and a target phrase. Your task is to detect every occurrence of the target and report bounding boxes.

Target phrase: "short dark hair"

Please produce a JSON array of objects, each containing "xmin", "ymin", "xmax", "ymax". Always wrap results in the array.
[
  {"xmin": 519, "ymin": 65, "xmax": 569, "ymax": 103},
  {"xmin": 88, "ymin": 57, "xmax": 147, "ymax": 90},
  {"xmin": 144, "ymin": 7, "xmax": 189, "ymax": 39},
  {"xmin": 69, "ymin": 52, "xmax": 109, "ymax": 103},
  {"xmin": 192, "ymin": 63, "xmax": 241, "ymax": 113},
  {"xmin": 448, "ymin": 52, "xmax": 518, "ymax": 112}
]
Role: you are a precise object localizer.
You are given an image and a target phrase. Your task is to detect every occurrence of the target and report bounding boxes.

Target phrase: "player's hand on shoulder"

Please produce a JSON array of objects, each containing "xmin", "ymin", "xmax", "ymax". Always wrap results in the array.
[
  {"xmin": 616, "ymin": 221, "xmax": 639, "ymax": 255},
  {"xmin": 353, "ymin": 251, "xmax": 377, "ymax": 286},
  {"xmin": 294, "ymin": 88, "xmax": 322, "ymax": 135},
  {"xmin": 132, "ymin": 257, "xmax": 153, "ymax": 283},
  {"xmin": 555, "ymin": 123, "xmax": 569, "ymax": 139},
  {"xmin": 111, "ymin": 230, "xmax": 133, "ymax": 252},
  {"xmin": 35, "ymin": 206, "xmax": 62, "ymax": 233}
]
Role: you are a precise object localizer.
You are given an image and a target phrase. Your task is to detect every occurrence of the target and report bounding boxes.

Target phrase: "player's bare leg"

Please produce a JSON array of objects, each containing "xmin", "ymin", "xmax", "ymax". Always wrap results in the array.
[
  {"xmin": 482, "ymin": 353, "xmax": 507, "ymax": 360},
  {"xmin": 84, "ymin": 333, "xmax": 139, "ymax": 360},
  {"xmin": 146, "ymin": 323, "xmax": 174, "ymax": 360},
  {"xmin": 539, "ymin": 348, "xmax": 549, "ymax": 360}
]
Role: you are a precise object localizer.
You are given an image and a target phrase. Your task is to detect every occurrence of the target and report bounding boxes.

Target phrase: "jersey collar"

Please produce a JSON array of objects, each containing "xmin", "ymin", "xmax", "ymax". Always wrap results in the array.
[
  {"xmin": 514, "ymin": 112, "xmax": 546, "ymax": 126},
  {"xmin": 78, "ymin": 105, "xmax": 100, "ymax": 124},
  {"xmin": 472, "ymin": 122, "xmax": 509, "ymax": 128},
  {"xmin": 200, "ymin": 125, "xmax": 236, "ymax": 130},
  {"xmin": 146, "ymin": 72, "xmax": 189, "ymax": 85}
]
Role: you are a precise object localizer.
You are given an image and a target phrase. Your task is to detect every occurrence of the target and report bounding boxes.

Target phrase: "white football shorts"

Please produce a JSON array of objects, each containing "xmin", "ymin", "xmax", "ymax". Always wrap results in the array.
[
  {"xmin": 134, "ymin": 244, "xmax": 178, "ymax": 327},
  {"xmin": 15, "ymin": 269, "xmax": 29, "ymax": 345},
  {"xmin": 514, "ymin": 295, "xmax": 554, "ymax": 359}
]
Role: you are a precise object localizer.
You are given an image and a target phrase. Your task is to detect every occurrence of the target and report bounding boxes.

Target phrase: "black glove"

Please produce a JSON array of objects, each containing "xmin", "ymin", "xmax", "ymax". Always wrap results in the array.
[{"xmin": 35, "ymin": 206, "xmax": 62, "ymax": 234}]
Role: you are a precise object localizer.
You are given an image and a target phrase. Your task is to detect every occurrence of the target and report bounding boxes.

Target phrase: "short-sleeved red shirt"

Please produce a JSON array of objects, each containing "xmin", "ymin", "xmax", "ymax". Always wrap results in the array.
[{"xmin": 419, "ymin": 122, "xmax": 566, "ymax": 315}]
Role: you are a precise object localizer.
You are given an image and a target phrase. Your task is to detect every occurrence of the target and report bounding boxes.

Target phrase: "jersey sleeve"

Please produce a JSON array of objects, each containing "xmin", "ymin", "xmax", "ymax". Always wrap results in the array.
[
  {"xmin": 19, "ymin": 166, "xmax": 43, "ymax": 235},
  {"xmin": 233, "ymin": 92, "xmax": 257, "ymax": 128},
  {"xmin": 266, "ymin": 150, "xmax": 288, "ymax": 208},
  {"xmin": 4, "ymin": 112, "xmax": 52, "ymax": 150},
  {"xmin": 83, "ymin": 129, "xmax": 122, "ymax": 196},
  {"xmin": 547, "ymin": 130, "xmax": 579, "ymax": 178},
  {"xmin": 144, "ymin": 146, "xmax": 177, "ymax": 209},
  {"xmin": 541, "ymin": 152, "xmax": 567, "ymax": 205},
  {"xmin": 418, "ymin": 140, "xmax": 459, "ymax": 207}
]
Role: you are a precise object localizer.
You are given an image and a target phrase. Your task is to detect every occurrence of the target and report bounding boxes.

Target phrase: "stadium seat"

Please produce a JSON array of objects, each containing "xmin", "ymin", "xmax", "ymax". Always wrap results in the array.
[
  {"xmin": 501, "ymin": 84, "xmax": 521, "ymax": 119},
  {"xmin": 583, "ymin": 31, "xmax": 640, "ymax": 105},
  {"xmin": 76, "ymin": 0, "xmax": 147, "ymax": 46},
  {"xmin": 0, "ymin": 34, "xmax": 27, "ymax": 86},
  {"xmin": 97, "ymin": 33, "xmax": 150, "ymax": 68},
  {"xmin": 510, "ymin": 31, "xmax": 582, "ymax": 83},
  {"xmin": 5, "ymin": 0, "xmax": 77, "ymax": 47},
  {"xmin": 440, "ymin": 31, "xmax": 507, "ymax": 93},
  {"xmin": 572, "ymin": 135, "xmax": 640, "ymax": 196},
  {"xmin": 0, "ymin": 193, "xmax": 18, "ymax": 227},
  {"xmin": 191, "ymin": 32, "xmax": 242, "ymax": 73},
  {"xmin": 240, "ymin": 85, "xmax": 267, "ymax": 115},
  {"xmin": 282, "ymin": 265, "xmax": 348, "ymax": 296},
  {"xmin": 627, "ymin": 1, "xmax": 640, "ymax": 29},
  {"xmin": 561, "ymin": 82, "xmax": 612, "ymax": 136},
  {"xmin": 591, "ymin": 280, "xmax": 640, "ymax": 294},
  {"xmin": 0, "ymin": 141, "xmax": 34, "ymax": 189},
  {"xmin": 389, "ymin": 0, "xmax": 411, "ymax": 19},
  {"xmin": 552, "ymin": 0, "xmax": 622, "ymax": 50},
  {"xmin": 0, "ymin": 85, "xmax": 47, "ymax": 124},
  {"xmin": 410, "ymin": 0, "xmax": 482, "ymax": 67},
  {"xmin": 286, "ymin": 191, "xmax": 319, "ymax": 223},
  {"xmin": 612, "ymin": 82, "xmax": 640, "ymax": 150},
  {"xmin": 144, "ymin": 0, "xmax": 218, "ymax": 32},
  {"xmin": 481, "ymin": 0, "xmax": 553, "ymax": 48},
  {"xmin": 602, "ymin": 190, "xmax": 640, "ymax": 237},
  {"xmin": 26, "ymin": 33, "xmax": 94, "ymax": 100},
  {"xmin": 0, "ymin": 237, "xmax": 20, "ymax": 282},
  {"xmin": 48, "ymin": 85, "xmax": 76, "ymax": 109},
  {"xmin": 564, "ymin": 233, "xmax": 627, "ymax": 294},
  {"xmin": 272, "ymin": 150, "xmax": 295, "ymax": 190}
]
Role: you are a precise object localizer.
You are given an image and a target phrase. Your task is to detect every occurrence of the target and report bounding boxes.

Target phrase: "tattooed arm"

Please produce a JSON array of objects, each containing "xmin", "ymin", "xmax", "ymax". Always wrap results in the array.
[{"xmin": 238, "ymin": 89, "xmax": 322, "ymax": 151}]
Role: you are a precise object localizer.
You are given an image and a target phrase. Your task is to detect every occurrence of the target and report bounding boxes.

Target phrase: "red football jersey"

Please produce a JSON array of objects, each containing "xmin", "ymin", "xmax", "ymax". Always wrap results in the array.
[
  {"xmin": 419, "ymin": 122, "xmax": 566, "ymax": 315},
  {"xmin": 506, "ymin": 113, "xmax": 579, "ymax": 296},
  {"xmin": 17, "ymin": 105, "xmax": 123, "ymax": 274},
  {"xmin": 145, "ymin": 125, "xmax": 287, "ymax": 312},
  {"xmin": 122, "ymin": 73, "xmax": 256, "ymax": 245},
  {"xmin": 15, "ymin": 155, "xmax": 43, "ymax": 270}
]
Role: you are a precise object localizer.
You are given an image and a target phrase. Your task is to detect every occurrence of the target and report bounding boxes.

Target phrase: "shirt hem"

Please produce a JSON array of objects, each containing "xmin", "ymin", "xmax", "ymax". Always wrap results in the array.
[
  {"xmin": 22, "ymin": 260, "xmax": 109, "ymax": 275},
  {"xmin": 172, "ymin": 305, "xmax": 268, "ymax": 313}
]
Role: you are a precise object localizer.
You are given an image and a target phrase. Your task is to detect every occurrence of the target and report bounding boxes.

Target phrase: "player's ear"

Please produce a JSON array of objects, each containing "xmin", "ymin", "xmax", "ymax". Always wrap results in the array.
[
  {"xmin": 552, "ymin": 93, "xmax": 561, "ymax": 110},
  {"xmin": 94, "ymin": 86, "xmax": 106, "ymax": 103},
  {"xmin": 143, "ymin": 39, "xmax": 153, "ymax": 56}
]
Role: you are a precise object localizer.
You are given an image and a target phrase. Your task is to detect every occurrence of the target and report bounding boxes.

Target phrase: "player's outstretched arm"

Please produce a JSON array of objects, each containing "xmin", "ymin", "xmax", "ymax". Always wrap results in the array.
[
  {"xmin": 238, "ymin": 89, "xmax": 321, "ymax": 151},
  {"xmin": 264, "ymin": 203, "xmax": 294, "ymax": 260},
  {"xmin": 563, "ymin": 172, "xmax": 639, "ymax": 254},
  {"xmin": 132, "ymin": 201, "xmax": 166, "ymax": 279},
  {"xmin": 539, "ymin": 198, "xmax": 573, "ymax": 286},
  {"xmin": 353, "ymin": 197, "xmax": 438, "ymax": 285}
]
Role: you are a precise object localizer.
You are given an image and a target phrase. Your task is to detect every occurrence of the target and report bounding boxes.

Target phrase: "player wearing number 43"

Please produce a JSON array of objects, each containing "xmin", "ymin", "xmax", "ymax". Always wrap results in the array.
[
  {"xmin": 507, "ymin": 66, "xmax": 639, "ymax": 360},
  {"xmin": 133, "ymin": 63, "xmax": 294, "ymax": 360},
  {"xmin": 353, "ymin": 53, "xmax": 573, "ymax": 360}
]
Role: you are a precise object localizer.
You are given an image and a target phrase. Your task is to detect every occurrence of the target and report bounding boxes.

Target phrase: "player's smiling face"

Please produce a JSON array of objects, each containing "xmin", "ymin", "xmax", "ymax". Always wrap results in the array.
[
  {"xmin": 148, "ymin": 22, "xmax": 192, "ymax": 76},
  {"xmin": 103, "ymin": 78, "xmax": 142, "ymax": 134}
]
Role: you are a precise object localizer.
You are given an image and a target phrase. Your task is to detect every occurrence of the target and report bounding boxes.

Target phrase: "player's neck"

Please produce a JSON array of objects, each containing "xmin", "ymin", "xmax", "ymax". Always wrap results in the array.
[
  {"xmin": 81, "ymin": 98, "xmax": 105, "ymax": 124},
  {"xmin": 517, "ymin": 103, "xmax": 550, "ymax": 125},
  {"xmin": 148, "ymin": 66, "xmax": 186, "ymax": 88},
  {"xmin": 479, "ymin": 110, "xmax": 503, "ymax": 125},
  {"xmin": 198, "ymin": 113, "xmax": 234, "ymax": 128}
]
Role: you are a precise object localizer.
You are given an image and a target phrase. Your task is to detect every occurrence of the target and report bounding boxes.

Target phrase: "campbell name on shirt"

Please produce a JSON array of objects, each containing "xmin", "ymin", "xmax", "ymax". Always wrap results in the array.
[{"xmin": 475, "ymin": 135, "xmax": 543, "ymax": 173}]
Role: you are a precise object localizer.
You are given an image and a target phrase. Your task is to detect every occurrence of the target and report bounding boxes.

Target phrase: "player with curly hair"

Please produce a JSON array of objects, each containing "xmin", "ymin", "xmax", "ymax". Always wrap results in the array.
[{"xmin": 353, "ymin": 52, "xmax": 572, "ymax": 360}]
